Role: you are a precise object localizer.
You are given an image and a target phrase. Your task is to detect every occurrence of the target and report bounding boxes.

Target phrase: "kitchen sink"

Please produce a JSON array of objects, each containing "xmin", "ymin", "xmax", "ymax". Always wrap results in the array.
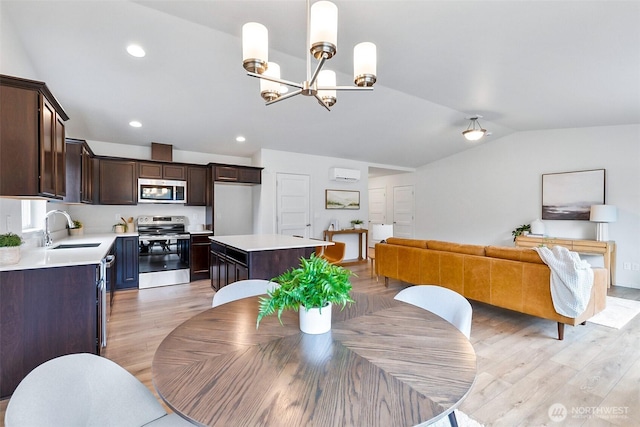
[{"xmin": 51, "ymin": 243, "xmax": 101, "ymax": 249}]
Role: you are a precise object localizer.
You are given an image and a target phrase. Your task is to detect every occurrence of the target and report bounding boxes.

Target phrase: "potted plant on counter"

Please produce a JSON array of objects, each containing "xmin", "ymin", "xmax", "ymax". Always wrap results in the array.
[
  {"xmin": 68, "ymin": 220, "xmax": 83, "ymax": 236},
  {"xmin": 0, "ymin": 232, "xmax": 23, "ymax": 265},
  {"xmin": 256, "ymin": 253, "xmax": 355, "ymax": 334}
]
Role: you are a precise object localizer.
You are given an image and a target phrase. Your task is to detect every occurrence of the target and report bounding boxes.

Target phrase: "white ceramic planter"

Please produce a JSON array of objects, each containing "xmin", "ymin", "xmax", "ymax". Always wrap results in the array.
[
  {"xmin": 69, "ymin": 228, "xmax": 83, "ymax": 236},
  {"xmin": 299, "ymin": 302, "xmax": 332, "ymax": 334},
  {"xmin": 0, "ymin": 246, "xmax": 20, "ymax": 265}
]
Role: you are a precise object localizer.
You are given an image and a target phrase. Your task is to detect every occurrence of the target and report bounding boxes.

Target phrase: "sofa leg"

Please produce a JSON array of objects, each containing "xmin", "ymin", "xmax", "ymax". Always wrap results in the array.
[
  {"xmin": 557, "ymin": 322, "xmax": 564, "ymax": 340},
  {"xmin": 384, "ymin": 277, "xmax": 389, "ymax": 287},
  {"xmin": 581, "ymin": 321, "xmax": 586, "ymax": 325}
]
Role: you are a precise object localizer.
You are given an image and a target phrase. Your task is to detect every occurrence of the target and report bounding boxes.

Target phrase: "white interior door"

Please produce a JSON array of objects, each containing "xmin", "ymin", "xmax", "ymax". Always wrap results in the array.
[
  {"xmin": 393, "ymin": 185, "xmax": 414, "ymax": 238},
  {"xmin": 276, "ymin": 173, "xmax": 311, "ymax": 237},
  {"xmin": 368, "ymin": 187, "xmax": 387, "ymax": 246}
]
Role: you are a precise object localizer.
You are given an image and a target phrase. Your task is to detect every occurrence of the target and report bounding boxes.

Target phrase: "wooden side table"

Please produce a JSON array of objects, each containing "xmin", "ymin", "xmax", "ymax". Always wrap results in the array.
[
  {"xmin": 515, "ymin": 235, "xmax": 616, "ymax": 287},
  {"xmin": 323, "ymin": 228, "xmax": 368, "ymax": 264}
]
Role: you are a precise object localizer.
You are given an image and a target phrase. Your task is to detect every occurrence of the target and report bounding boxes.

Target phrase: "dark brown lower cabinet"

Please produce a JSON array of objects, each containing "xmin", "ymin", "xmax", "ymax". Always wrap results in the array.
[
  {"xmin": 0, "ymin": 264, "xmax": 99, "ymax": 398},
  {"xmin": 115, "ymin": 236, "xmax": 139, "ymax": 289},
  {"xmin": 190, "ymin": 234, "xmax": 211, "ymax": 281}
]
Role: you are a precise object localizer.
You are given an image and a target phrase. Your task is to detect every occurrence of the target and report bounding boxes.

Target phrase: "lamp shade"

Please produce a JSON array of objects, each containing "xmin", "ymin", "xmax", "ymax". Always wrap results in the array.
[
  {"xmin": 590, "ymin": 205, "xmax": 617, "ymax": 223},
  {"xmin": 242, "ymin": 22, "xmax": 268, "ymax": 72},
  {"xmin": 310, "ymin": 1, "xmax": 338, "ymax": 59},
  {"xmin": 353, "ymin": 42, "xmax": 377, "ymax": 87}
]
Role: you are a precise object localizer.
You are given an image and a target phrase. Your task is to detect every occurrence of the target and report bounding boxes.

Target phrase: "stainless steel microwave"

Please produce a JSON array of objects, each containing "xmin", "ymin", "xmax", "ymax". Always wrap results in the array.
[{"xmin": 138, "ymin": 178, "xmax": 187, "ymax": 204}]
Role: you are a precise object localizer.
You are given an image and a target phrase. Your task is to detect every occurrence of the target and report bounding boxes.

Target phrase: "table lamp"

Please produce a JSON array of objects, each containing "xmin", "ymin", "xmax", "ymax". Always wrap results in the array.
[{"xmin": 590, "ymin": 205, "xmax": 617, "ymax": 241}]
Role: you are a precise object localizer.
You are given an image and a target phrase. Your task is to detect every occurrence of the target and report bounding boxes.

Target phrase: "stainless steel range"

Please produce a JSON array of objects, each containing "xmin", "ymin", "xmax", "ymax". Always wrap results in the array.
[{"xmin": 137, "ymin": 215, "xmax": 190, "ymax": 289}]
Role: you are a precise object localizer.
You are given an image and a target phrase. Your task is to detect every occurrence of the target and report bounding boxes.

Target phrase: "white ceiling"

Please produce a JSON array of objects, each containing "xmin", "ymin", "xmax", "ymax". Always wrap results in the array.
[{"xmin": 3, "ymin": 1, "xmax": 639, "ymax": 169}]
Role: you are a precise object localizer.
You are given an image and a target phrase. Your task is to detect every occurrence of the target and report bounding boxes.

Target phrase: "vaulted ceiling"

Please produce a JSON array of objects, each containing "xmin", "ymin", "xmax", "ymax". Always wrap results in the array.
[{"xmin": 3, "ymin": 1, "xmax": 639, "ymax": 169}]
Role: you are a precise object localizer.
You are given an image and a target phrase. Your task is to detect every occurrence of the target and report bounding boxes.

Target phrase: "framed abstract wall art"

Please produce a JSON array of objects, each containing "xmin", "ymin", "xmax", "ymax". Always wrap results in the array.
[
  {"xmin": 541, "ymin": 169, "xmax": 605, "ymax": 220},
  {"xmin": 325, "ymin": 190, "xmax": 360, "ymax": 210}
]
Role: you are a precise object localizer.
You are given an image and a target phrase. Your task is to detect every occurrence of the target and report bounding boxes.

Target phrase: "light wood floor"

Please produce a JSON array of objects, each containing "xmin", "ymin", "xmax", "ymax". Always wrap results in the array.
[{"xmin": 2, "ymin": 262, "xmax": 639, "ymax": 426}]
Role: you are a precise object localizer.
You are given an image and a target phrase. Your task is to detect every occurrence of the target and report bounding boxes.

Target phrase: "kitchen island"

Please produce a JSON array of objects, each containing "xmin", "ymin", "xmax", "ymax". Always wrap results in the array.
[{"xmin": 209, "ymin": 234, "xmax": 332, "ymax": 290}]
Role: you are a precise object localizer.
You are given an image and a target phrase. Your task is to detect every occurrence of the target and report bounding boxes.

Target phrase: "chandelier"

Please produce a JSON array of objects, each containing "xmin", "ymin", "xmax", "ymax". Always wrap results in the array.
[
  {"xmin": 462, "ymin": 116, "xmax": 487, "ymax": 141},
  {"xmin": 242, "ymin": 0, "xmax": 377, "ymax": 111}
]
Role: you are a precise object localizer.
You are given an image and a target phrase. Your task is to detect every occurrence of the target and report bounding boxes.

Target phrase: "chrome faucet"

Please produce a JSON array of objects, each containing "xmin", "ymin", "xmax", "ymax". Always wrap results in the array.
[{"xmin": 45, "ymin": 210, "xmax": 74, "ymax": 247}]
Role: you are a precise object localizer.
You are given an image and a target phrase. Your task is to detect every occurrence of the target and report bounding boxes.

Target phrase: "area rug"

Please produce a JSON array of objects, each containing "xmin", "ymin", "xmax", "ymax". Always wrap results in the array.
[
  {"xmin": 587, "ymin": 296, "xmax": 640, "ymax": 329},
  {"xmin": 428, "ymin": 410, "xmax": 484, "ymax": 427}
]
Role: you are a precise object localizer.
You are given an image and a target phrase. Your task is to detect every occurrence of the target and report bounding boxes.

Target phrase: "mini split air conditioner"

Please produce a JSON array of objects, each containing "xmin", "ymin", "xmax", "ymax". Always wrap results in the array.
[{"xmin": 329, "ymin": 167, "xmax": 361, "ymax": 182}]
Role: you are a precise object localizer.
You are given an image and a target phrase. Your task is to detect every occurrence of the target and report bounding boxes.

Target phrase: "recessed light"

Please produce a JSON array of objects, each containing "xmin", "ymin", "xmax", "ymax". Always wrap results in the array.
[
  {"xmin": 129, "ymin": 121, "xmax": 142, "ymax": 128},
  {"xmin": 236, "ymin": 136, "xmax": 246, "ymax": 143},
  {"xmin": 126, "ymin": 44, "xmax": 146, "ymax": 58}
]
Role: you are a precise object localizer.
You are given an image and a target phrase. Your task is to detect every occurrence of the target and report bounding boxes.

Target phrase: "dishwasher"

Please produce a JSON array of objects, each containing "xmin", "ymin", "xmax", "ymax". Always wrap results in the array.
[{"xmin": 97, "ymin": 251, "xmax": 115, "ymax": 354}]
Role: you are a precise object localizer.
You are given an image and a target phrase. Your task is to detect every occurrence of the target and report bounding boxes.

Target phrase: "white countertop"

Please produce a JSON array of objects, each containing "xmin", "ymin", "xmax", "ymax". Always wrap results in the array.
[
  {"xmin": 0, "ymin": 233, "xmax": 134, "ymax": 272},
  {"xmin": 209, "ymin": 234, "xmax": 332, "ymax": 252}
]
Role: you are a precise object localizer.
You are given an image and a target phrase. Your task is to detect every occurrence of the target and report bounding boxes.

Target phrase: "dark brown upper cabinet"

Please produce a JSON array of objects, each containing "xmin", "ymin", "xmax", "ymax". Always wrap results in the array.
[
  {"xmin": 0, "ymin": 74, "xmax": 69, "ymax": 199},
  {"xmin": 186, "ymin": 165, "xmax": 208, "ymax": 206},
  {"xmin": 139, "ymin": 161, "xmax": 186, "ymax": 180},
  {"xmin": 213, "ymin": 165, "xmax": 262, "ymax": 184},
  {"xmin": 98, "ymin": 158, "xmax": 137, "ymax": 205},
  {"xmin": 64, "ymin": 139, "xmax": 94, "ymax": 204}
]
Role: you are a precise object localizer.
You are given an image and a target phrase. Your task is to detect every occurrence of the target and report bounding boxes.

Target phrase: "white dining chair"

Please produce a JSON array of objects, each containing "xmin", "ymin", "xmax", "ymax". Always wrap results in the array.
[
  {"xmin": 5, "ymin": 353, "xmax": 193, "ymax": 427},
  {"xmin": 212, "ymin": 279, "xmax": 278, "ymax": 307},
  {"xmin": 394, "ymin": 285, "xmax": 473, "ymax": 339}
]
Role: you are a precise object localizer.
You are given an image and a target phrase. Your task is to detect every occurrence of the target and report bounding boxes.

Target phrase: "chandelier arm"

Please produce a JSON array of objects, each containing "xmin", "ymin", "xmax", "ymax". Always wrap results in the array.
[
  {"xmin": 324, "ymin": 86, "xmax": 374, "ymax": 91},
  {"xmin": 308, "ymin": 55, "xmax": 328, "ymax": 87},
  {"xmin": 265, "ymin": 89, "xmax": 303, "ymax": 105},
  {"xmin": 313, "ymin": 93, "xmax": 331, "ymax": 111},
  {"xmin": 247, "ymin": 72, "xmax": 304, "ymax": 89}
]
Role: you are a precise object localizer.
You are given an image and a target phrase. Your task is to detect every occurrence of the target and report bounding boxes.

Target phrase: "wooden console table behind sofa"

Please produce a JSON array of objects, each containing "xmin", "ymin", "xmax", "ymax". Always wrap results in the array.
[
  {"xmin": 323, "ymin": 228, "xmax": 368, "ymax": 264},
  {"xmin": 375, "ymin": 238, "xmax": 608, "ymax": 340},
  {"xmin": 515, "ymin": 235, "xmax": 616, "ymax": 287}
]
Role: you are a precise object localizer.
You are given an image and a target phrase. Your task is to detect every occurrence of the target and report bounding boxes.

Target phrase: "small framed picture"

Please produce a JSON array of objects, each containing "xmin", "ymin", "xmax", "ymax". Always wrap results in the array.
[{"xmin": 325, "ymin": 189, "xmax": 360, "ymax": 210}]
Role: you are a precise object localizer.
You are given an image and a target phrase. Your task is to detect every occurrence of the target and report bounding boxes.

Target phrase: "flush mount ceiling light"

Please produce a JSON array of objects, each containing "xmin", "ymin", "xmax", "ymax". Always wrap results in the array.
[
  {"xmin": 129, "ymin": 120, "xmax": 142, "ymax": 128},
  {"xmin": 462, "ymin": 115, "xmax": 487, "ymax": 141},
  {"xmin": 126, "ymin": 44, "xmax": 146, "ymax": 58},
  {"xmin": 242, "ymin": 0, "xmax": 377, "ymax": 111}
]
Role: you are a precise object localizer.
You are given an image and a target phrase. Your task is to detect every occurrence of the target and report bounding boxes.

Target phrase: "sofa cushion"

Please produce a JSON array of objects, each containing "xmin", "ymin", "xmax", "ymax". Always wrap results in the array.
[
  {"xmin": 485, "ymin": 246, "xmax": 544, "ymax": 264},
  {"xmin": 427, "ymin": 240, "xmax": 486, "ymax": 256},
  {"xmin": 385, "ymin": 238, "xmax": 428, "ymax": 249}
]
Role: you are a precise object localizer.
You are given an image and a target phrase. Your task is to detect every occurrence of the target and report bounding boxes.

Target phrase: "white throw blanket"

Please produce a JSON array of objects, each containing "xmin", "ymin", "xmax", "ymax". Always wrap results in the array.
[{"xmin": 534, "ymin": 246, "xmax": 594, "ymax": 317}]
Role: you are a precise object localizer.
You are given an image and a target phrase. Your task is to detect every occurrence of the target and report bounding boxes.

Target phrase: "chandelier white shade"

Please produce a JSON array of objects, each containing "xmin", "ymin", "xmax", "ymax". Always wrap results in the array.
[
  {"xmin": 241, "ymin": 0, "xmax": 376, "ymax": 110},
  {"xmin": 317, "ymin": 69, "xmax": 337, "ymax": 106},
  {"xmin": 242, "ymin": 22, "xmax": 268, "ymax": 74},
  {"xmin": 260, "ymin": 62, "xmax": 281, "ymax": 102},
  {"xmin": 354, "ymin": 42, "xmax": 377, "ymax": 86},
  {"xmin": 462, "ymin": 116, "xmax": 487, "ymax": 141},
  {"xmin": 309, "ymin": 1, "xmax": 338, "ymax": 59}
]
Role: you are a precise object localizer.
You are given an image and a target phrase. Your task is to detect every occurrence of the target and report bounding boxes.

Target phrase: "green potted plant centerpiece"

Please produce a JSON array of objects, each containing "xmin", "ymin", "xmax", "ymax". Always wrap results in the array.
[
  {"xmin": 0, "ymin": 232, "xmax": 24, "ymax": 265},
  {"xmin": 68, "ymin": 219, "xmax": 83, "ymax": 236},
  {"xmin": 257, "ymin": 253, "xmax": 355, "ymax": 334},
  {"xmin": 351, "ymin": 219, "xmax": 364, "ymax": 229}
]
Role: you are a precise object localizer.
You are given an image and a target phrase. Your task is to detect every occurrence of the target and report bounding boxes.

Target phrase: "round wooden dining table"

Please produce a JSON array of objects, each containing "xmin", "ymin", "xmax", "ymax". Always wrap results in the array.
[{"xmin": 152, "ymin": 292, "xmax": 477, "ymax": 427}]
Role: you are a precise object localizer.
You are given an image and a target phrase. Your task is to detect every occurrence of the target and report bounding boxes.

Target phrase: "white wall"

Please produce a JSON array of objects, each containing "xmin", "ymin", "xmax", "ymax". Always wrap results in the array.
[
  {"xmin": 0, "ymin": 5, "xmax": 37, "ymax": 78},
  {"xmin": 256, "ymin": 149, "xmax": 370, "ymax": 261},
  {"xmin": 370, "ymin": 124, "xmax": 640, "ymax": 288}
]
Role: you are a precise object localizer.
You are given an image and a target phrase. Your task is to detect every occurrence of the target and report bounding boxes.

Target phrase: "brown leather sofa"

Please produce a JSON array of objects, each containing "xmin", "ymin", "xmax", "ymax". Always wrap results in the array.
[{"xmin": 375, "ymin": 238, "xmax": 608, "ymax": 339}]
